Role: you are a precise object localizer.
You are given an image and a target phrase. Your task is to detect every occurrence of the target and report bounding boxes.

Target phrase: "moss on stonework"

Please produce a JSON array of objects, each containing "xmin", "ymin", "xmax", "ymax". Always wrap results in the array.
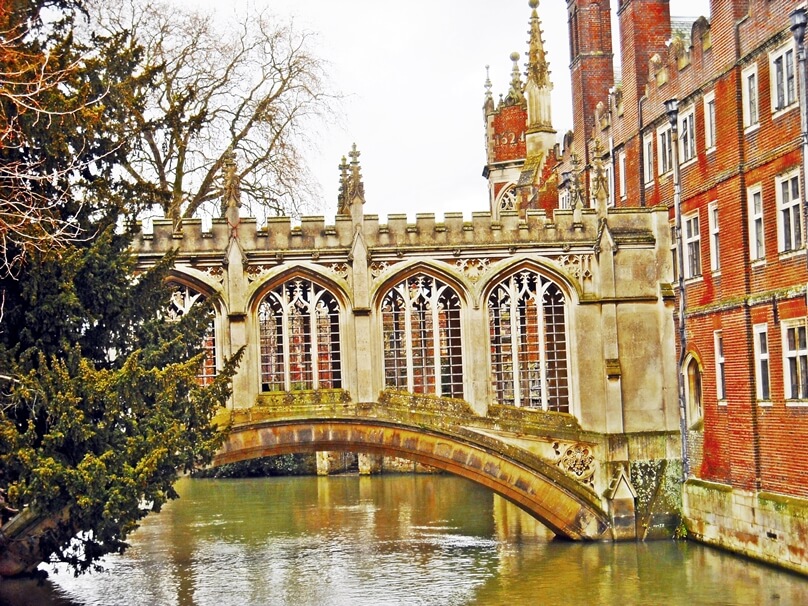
[
  {"xmin": 758, "ymin": 491, "xmax": 808, "ymax": 518},
  {"xmin": 630, "ymin": 459, "xmax": 683, "ymax": 537}
]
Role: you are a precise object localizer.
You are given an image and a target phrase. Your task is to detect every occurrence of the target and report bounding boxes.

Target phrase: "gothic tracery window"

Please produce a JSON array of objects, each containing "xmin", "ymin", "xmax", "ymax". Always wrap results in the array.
[
  {"xmin": 488, "ymin": 270, "xmax": 570, "ymax": 412},
  {"xmin": 499, "ymin": 186, "xmax": 517, "ymax": 212},
  {"xmin": 381, "ymin": 274, "xmax": 463, "ymax": 398},
  {"xmin": 167, "ymin": 283, "xmax": 217, "ymax": 386},
  {"xmin": 258, "ymin": 278, "xmax": 342, "ymax": 392}
]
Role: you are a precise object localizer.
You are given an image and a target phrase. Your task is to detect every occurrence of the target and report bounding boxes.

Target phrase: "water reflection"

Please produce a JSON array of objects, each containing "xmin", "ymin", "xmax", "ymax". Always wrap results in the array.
[{"xmin": 0, "ymin": 475, "xmax": 806, "ymax": 606}]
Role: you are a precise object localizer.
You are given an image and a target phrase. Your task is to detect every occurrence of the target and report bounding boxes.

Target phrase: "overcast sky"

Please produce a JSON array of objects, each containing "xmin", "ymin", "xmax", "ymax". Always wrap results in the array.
[{"xmin": 180, "ymin": 0, "xmax": 710, "ymax": 221}]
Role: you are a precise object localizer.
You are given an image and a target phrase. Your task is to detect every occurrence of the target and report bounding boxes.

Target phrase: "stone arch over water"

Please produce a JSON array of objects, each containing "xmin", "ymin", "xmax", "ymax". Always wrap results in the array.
[{"xmin": 213, "ymin": 418, "xmax": 611, "ymax": 541}]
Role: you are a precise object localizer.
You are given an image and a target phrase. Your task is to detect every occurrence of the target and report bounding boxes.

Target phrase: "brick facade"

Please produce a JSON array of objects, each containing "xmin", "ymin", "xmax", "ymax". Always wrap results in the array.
[{"xmin": 556, "ymin": 0, "xmax": 808, "ymax": 573}]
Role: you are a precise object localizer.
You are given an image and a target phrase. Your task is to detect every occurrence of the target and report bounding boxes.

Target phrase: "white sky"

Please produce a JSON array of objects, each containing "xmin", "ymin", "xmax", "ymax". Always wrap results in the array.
[{"xmin": 177, "ymin": 0, "xmax": 710, "ymax": 221}]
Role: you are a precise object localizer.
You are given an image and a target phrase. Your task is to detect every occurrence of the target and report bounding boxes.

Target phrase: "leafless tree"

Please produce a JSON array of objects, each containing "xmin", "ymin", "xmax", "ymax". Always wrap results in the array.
[{"xmin": 91, "ymin": 0, "xmax": 338, "ymax": 224}]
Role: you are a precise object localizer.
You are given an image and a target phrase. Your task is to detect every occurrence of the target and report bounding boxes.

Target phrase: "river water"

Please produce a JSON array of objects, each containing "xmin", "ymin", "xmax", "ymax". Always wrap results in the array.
[{"xmin": 1, "ymin": 474, "xmax": 807, "ymax": 606}]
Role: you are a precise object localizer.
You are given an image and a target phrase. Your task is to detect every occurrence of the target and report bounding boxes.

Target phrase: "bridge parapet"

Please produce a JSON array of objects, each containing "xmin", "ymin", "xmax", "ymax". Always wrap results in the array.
[
  {"xmin": 216, "ymin": 389, "xmax": 681, "ymax": 541},
  {"xmin": 231, "ymin": 389, "xmax": 585, "ymax": 443}
]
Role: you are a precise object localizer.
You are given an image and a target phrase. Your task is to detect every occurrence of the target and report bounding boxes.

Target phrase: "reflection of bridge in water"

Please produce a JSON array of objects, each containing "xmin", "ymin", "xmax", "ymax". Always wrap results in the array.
[{"xmin": 138, "ymin": 161, "xmax": 683, "ymax": 541}]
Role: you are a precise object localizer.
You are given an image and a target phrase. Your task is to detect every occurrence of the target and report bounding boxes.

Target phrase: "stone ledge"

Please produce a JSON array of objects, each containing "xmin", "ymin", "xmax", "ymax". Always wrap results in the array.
[{"xmin": 685, "ymin": 478, "xmax": 733, "ymax": 493}]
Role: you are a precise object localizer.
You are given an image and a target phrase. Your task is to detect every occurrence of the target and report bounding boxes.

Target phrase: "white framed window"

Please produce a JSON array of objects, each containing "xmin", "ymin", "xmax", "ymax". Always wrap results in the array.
[
  {"xmin": 742, "ymin": 64, "xmax": 759, "ymax": 130},
  {"xmin": 753, "ymin": 323, "xmax": 771, "ymax": 402},
  {"xmin": 679, "ymin": 105, "xmax": 696, "ymax": 163},
  {"xmin": 783, "ymin": 320, "xmax": 808, "ymax": 403},
  {"xmin": 657, "ymin": 123, "xmax": 674, "ymax": 175},
  {"xmin": 618, "ymin": 150, "xmax": 627, "ymax": 199},
  {"xmin": 770, "ymin": 42, "xmax": 797, "ymax": 113},
  {"xmin": 703, "ymin": 91, "xmax": 716, "ymax": 152},
  {"xmin": 259, "ymin": 278, "xmax": 343, "ymax": 392},
  {"xmin": 605, "ymin": 164, "xmax": 614, "ymax": 208},
  {"xmin": 714, "ymin": 331, "xmax": 726, "ymax": 402},
  {"xmin": 382, "ymin": 274, "xmax": 464, "ymax": 399},
  {"xmin": 670, "ymin": 223, "xmax": 678, "ymax": 282},
  {"xmin": 559, "ymin": 188, "xmax": 571, "ymax": 210},
  {"xmin": 748, "ymin": 184, "xmax": 764, "ymax": 262},
  {"xmin": 683, "ymin": 211, "xmax": 702, "ymax": 279},
  {"xmin": 643, "ymin": 132, "xmax": 654, "ymax": 186},
  {"xmin": 488, "ymin": 270, "xmax": 570, "ymax": 413},
  {"xmin": 776, "ymin": 170, "xmax": 802, "ymax": 253},
  {"xmin": 708, "ymin": 201, "xmax": 720, "ymax": 273}
]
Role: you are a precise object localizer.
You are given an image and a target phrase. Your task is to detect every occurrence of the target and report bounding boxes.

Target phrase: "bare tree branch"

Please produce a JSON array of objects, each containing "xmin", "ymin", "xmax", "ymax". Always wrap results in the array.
[{"xmin": 88, "ymin": 0, "xmax": 340, "ymax": 223}]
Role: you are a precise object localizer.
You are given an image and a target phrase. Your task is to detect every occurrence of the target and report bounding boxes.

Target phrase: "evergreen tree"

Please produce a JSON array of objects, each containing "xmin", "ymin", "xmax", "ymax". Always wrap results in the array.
[{"xmin": 0, "ymin": 0, "xmax": 240, "ymax": 576}]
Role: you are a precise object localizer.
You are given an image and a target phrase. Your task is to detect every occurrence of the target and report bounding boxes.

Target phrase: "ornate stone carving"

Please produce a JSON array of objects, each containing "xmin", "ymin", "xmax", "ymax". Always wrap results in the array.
[
  {"xmin": 204, "ymin": 266, "xmax": 224, "ymax": 283},
  {"xmin": 328, "ymin": 262, "xmax": 350, "ymax": 280},
  {"xmin": 370, "ymin": 260, "xmax": 398, "ymax": 279},
  {"xmin": 246, "ymin": 264, "xmax": 274, "ymax": 282},
  {"xmin": 549, "ymin": 254, "xmax": 593, "ymax": 283},
  {"xmin": 455, "ymin": 258, "xmax": 491, "ymax": 282},
  {"xmin": 552, "ymin": 441, "xmax": 596, "ymax": 488}
]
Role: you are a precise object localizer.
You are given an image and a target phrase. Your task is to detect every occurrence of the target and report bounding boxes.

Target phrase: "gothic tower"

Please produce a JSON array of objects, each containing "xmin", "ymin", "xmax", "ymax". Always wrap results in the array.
[
  {"xmin": 483, "ymin": 0, "xmax": 558, "ymax": 219},
  {"xmin": 567, "ymin": 0, "xmax": 614, "ymax": 186}
]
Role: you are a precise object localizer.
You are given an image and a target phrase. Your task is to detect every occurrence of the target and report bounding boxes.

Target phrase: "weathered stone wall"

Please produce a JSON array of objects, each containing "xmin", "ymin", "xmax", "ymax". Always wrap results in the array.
[{"xmin": 684, "ymin": 480, "xmax": 808, "ymax": 576}]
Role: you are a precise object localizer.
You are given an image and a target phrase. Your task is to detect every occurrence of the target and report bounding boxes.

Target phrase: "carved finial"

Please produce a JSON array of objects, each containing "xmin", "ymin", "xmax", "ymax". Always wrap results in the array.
[
  {"xmin": 591, "ymin": 140, "xmax": 610, "ymax": 210},
  {"xmin": 337, "ymin": 155, "xmax": 350, "ymax": 215},
  {"xmin": 222, "ymin": 146, "xmax": 240, "ymax": 211},
  {"xmin": 526, "ymin": 0, "xmax": 550, "ymax": 88},
  {"xmin": 570, "ymin": 152, "xmax": 581, "ymax": 174},
  {"xmin": 483, "ymin": 65, "xmax": 496, "ymax": 115},
  {"xmin": 569, "ymin": 153, "xmax": 584, "ymax": 214},
  {"xmin": 342, "ymin": 143, "xmax": 364, "ymax": 209},
  {"xmin": 349, "ymin": 142, "xmax": 361, "ymax": 167},
  {"xmin": 503, "ymin": 52, "xmax": 525, "ymax": 106}
]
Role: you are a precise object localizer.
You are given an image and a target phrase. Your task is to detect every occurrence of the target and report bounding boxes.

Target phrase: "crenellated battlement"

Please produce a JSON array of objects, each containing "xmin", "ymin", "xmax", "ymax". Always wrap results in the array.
[{"xmin": 133, "ymin": 205, "xmax": 666, "ymax": 261}]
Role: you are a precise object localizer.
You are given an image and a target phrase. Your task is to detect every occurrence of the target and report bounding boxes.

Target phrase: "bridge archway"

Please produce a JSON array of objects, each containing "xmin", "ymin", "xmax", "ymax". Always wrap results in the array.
[{"xmin": 214, "ymin": 418, "xmax": 611, "ymax": 541}]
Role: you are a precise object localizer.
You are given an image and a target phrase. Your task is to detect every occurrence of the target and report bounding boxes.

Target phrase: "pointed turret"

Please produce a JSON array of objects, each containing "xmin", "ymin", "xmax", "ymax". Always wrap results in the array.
[
  {"xmin": 524, "ymin": 0, "xmax": 556, "ymax": 156},
  {"xmin": 483, "ymin": 65, "xmax": 495, "ymax": 116},
  {"xmin": 220, "ymin": 147, "xmax": 247, "ymax": 316},
  {"xmin": 222, "ymin": 146, "xmax": 241, "ymax": 223},
  {"xmin": 482, "ymin": 1, "xmax": 560, "ymax": 218},
  {"xmin": 337, "ymin": 155, "xmax": 350, "ymax": 215},
  {"xmin": 526, "ymin": 0, "xmax": 551, "ymax": 89},
  {"xmin": 337, "ymin": 143, "xmax": 365, "ymax": 224}
]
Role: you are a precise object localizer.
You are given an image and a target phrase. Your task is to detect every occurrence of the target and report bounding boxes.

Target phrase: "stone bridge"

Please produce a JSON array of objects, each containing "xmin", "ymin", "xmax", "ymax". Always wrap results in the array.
[{"xmin": 133, "ymin": 163, "xmax": 684, "ymax": 541}]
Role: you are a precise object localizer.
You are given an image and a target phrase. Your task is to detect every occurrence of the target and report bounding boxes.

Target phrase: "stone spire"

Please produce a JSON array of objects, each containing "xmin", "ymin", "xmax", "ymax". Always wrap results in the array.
[
  {"xmin": 337, "ymin": 143, "xmax": 365, "ymax": 218},
  {"xmin": 483, "ymin": 65, "xmax": 495, "ymax": 115},
  {"xmin": 526, "ymin": 0, "xmax": 551, "ymax": 88},
  {"xmin": 523, "ymin": 0, "xmax": 555, "ymax": 155}
]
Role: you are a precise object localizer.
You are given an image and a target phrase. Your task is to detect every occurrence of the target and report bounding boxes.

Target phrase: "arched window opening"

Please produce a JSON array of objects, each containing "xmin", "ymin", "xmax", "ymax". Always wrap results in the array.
[
  {"xmin": 167, "ymin": 283, "xmax": 217, "ymax": 386},
  {"xmin": 381, "ymin": 274, "xmax": 463, "ymax": 398},
  {"xmin": 499, "ymin": 186, "xmax": 517, "ymax": 212},
  {"xmin": 685, "ymin": 357, "xmax": 703, "ymax": 426},
  {"xmin": 258, "ymin": 278, "xmax": 342, "ymax": 392},
  {"xmin": 488, "ymin": 270, "xmax": 570, "ymax": 412}
]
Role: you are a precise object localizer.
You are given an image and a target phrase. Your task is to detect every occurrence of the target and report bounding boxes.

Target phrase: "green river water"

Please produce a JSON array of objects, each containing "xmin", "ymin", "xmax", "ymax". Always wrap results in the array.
[{"xmin": 1, "ymin": 474, "xmax": 807, "ymax": 605}]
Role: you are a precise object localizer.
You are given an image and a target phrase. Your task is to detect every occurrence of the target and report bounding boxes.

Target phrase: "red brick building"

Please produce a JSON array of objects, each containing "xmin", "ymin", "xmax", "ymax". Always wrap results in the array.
[
  {"xmin": 561, "ymin": 0, "xmax": 808, "ymax": 572},
  {"xmin": 485, "ymin": 0, "xmax": 808, "ymax": 573}
]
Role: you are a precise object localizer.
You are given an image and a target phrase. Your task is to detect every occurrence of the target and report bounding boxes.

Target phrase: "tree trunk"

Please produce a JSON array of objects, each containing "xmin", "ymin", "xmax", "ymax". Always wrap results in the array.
[{"xmin": 0, "ymin": 508, "xmax": 69, "ymax": 577}]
